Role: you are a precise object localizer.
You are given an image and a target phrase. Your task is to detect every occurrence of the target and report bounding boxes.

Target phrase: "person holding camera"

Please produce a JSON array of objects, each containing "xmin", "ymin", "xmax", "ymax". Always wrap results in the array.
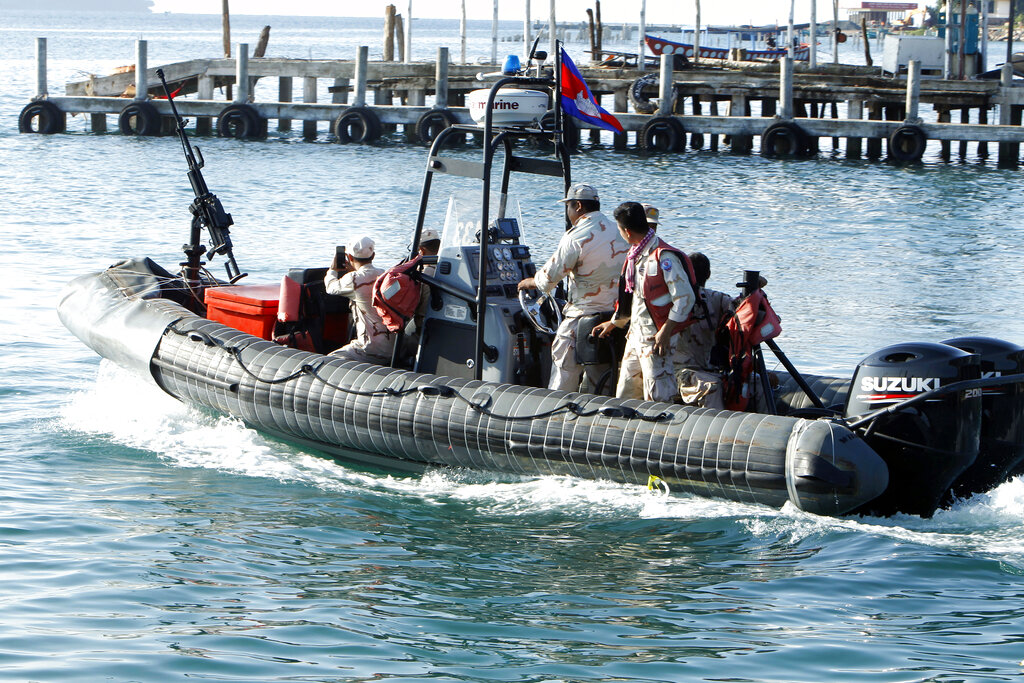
[
  {"xmin": 517, "ymin": 183, "xmax": 627, "ymax": 393},
  {"xmin": 324, "ymin": 235, "xmax": 394, "ymax": 364}
]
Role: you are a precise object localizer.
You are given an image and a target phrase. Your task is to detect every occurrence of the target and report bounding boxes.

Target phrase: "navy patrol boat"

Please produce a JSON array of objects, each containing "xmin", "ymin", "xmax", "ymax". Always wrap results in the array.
[{"xmin": 58, "ymin": 48, "xmax": 1024, "ymax": 519}]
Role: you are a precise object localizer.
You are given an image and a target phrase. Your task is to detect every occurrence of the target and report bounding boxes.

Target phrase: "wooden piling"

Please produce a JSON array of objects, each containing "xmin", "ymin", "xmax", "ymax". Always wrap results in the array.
[
  {"xmin": 657, "ymin": 54, "xmax": 672, "ymax": 117},
  {"xmin": 905, "ymin": 60, "xmax": 921, "ymax": 121},
  {"xmin": 779, "ymin": 57, "xmax": 793, "ymax": 119},
  {"xmin": 278, "ymin": 76, "xmax": 292, "ymax": 132},
  {"xmin": 331, "ymin": 77, "xmax": 348, "ymax": 105},
  {"xmin": 221, "ymin": 0, "xmax": 231, "ymax": 59},
  {"xmin": 690, "ymin": 95, "xmax": 704, "ymax": 149},
  {"xmin": 303, "ymin": 76, "xmax": 317, "ymax": 138},
  {"xmin": 435, "ymin": 47, "xmax": 449, "ymax": 108},
  {"xmin": 866, "ymin": 102, "xmax": 882, "ymax": 158},
  {"xmin": 978, "ymin": 106, "xmax": 989, "ymax": 158},
  {"xmin": 614, "ymin": 87, "xmax": 627, "ymax": 150},
  {"xmin": 234, "ymin": 43, "xmax": 249, "ymax": 103},
  {"xmin": 384, "ymin": 5, "xmax": 396, "ymax": 62},
  {"xmin": 525, "ymin": 0, "xmax": 532, "ymax": 61},
  {"xmin": 730, "ymin": 93, "xmax": 752, "ymax": 154},
  {"xmin": 134, "ymin": 40, "xmax": 147, "ymax": 101},
  {"xmin": 998, "ymin": 63, "xmax": 1018, "ymax": 166},
  {"xmin": 460, "ymin": 0, "xmax": 467, "ymax": 64},
  {"xmin": 884, "ymin": 104, "xmax": 900, "ymax": 157},
  {"xmin": 638, "ymin": 0, "xmax": 646, "ymax": 72},
  {"xmin": 860, "ymin": 17, "xmax": 873, "ymax": 67},
  {"xmin": 490, "ymin": 0, "xmax": 498, "ymax": 65},
  {"xmin": 197, "ymin": 75, "xmax": 214, "ymax": 135},
  {"xmin": 404, "ymin": 0, "xmax": 412, "ymax": 63},
  {"xmin": 960, "ymin": 108, "xmax": 970, "ymax": 158},
  {"xmin": 353, "ymin": 46, "xmax": 369, "ymax": 107},
  {"xmin": 396, "ymin": 15, "xmax": 406, "ymax": 63},
  {"xmin": 254, "ymin": 26, "xmax": 270, "ymax": 57},
  {"xmin": 937, "ymin": 108, "xmax": 951, "ymax": 160},
  {"xmin": 831, "ymin": 102, "xmax": 840, "ymax": 151},
  {"xmin": 709, "ymin": 98, "xmax": 719, "ymax": 151},
  {"xmin": 35, "ymin": 37, "xmax": 47, "ymax": 98},
  {"xmin": 587, "ymin": 9, "xmax": 596, "ymax": 57}
]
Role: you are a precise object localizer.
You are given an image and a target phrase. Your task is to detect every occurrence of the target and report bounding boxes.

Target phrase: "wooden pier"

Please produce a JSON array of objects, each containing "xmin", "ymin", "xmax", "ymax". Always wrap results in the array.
[{"xmin": 18, "ymin": 37, "xmax": 1024, "ymax": 167}]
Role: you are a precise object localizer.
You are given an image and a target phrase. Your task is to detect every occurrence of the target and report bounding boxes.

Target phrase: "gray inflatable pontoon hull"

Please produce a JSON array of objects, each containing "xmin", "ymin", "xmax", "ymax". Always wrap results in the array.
[{"xmin": 59, "ymin": 260, "xmax": 889, "ymax": 517}]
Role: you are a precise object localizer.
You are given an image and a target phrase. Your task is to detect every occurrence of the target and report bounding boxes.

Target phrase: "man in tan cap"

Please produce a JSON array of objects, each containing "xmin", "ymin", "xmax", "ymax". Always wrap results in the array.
[
  {"xmin": 517, "ymin": 183, "xmax": 628, "ymax": 393},
  {"xmin": 641, "ymin": 203, "xmax": 660, "ymax": 230},
  {"xmin": 325, "ymin": 235, "xmax": 395, "ymax": 364}
]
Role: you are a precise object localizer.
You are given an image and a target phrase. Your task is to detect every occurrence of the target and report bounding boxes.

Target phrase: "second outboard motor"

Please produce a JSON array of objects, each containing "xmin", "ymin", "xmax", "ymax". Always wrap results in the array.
[
  {"xmin": 942, "ymin": 336, "xmax": 1024, "ymax": 499},
  {"xmin": 844, "ymin": 342, "xmax": 981, "ymax": 517}
]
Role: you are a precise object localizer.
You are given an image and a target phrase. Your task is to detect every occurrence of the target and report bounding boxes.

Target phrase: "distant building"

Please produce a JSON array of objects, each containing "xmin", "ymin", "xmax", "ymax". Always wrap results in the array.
[
  {"xmin": 987, "ymin": 0, "xmax": 1015, "ymax": 21},
  {"xmin": 841, "ymin": 1, "xmax": 921, "ymax": 26}
]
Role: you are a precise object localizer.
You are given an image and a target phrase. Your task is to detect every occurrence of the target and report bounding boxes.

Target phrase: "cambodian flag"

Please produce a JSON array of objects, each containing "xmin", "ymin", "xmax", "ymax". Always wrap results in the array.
[{"xmin": 560, "ymin": 48, "xmax": 623, "ymax": 134}]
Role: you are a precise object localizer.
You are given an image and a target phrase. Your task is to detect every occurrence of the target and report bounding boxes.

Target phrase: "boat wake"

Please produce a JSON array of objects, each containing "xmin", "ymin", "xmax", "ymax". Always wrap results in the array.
[{"xmin": 58, "ymin": 361, "xmax": 1024, "ymax": 566}]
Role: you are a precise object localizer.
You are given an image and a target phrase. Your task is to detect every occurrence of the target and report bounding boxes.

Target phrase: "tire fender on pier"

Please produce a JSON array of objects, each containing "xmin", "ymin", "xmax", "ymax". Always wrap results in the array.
[
  {"xmin": 761, "ymin": 121, "xmax": 810, "ymax": 158},
  {"xmin": 539, "ymin": 109, "xmax": 579, "ymax": 150},
  {"xmin": 19, "ymin": 100, "xmax": 66, "ymax": 135},
  {"xmin": 628, "ymin": 73, "xmax": 659, "ymax": 115},
  {"xmin": 216, "ymin": 104, "xmax": 266, "ymax": 140},
  {"xmin": 889, "ymin": 125, "xmax": 927, "ymax": 162},
  {"xmin": 118, "ymin": 101, "xmax": 163, "ymax": 136},
  {"xmin": 333, "ymin": 107, "xmax": 382, "ymax": 144},
  {"xmin": 639, "ymin": 116, "xmax": 686, "ymax": 152},
  {"xmin": 415, "ymin": 108, "xmax": 457, "ymax": 144}
]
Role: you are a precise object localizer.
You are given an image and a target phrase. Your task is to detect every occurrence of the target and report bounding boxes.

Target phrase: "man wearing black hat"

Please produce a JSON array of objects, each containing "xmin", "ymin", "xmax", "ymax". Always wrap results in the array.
[{"xmin": 517, "ymin": 183, "xmax": 628, "ymax": 393}]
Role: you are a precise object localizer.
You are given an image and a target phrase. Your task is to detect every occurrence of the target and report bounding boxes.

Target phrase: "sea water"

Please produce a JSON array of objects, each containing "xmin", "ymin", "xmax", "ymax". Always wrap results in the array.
[{"xmin": 2, "ymin": 10, "xmax": 1024, "ymax": 682}]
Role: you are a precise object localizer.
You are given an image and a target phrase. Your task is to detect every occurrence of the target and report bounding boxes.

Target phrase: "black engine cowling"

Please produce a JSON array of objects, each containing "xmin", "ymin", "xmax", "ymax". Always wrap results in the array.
[
  {"xmin": 844, "ymin": 342, "xmax": 981, "ymax": 517},
  {"xmin": 942, "ymin": 336, "xmax": 1024, "ymax": 499}
]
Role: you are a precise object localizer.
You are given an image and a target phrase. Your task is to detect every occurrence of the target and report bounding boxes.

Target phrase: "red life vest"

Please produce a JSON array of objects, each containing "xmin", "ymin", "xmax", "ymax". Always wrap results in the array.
[
  {"xmin": 372, "ymin": 255, "xmax": 423, "ymax": 333},
  {"xmin": 616, "ymin": 239, "xmax": 698, "ymax": 335}
]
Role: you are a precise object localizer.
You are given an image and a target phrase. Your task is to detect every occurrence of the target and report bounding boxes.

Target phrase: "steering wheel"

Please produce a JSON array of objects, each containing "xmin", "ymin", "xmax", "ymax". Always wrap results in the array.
[{"xmin": 518, "ymin": 289, "xmax": 563, "ymax": 336}]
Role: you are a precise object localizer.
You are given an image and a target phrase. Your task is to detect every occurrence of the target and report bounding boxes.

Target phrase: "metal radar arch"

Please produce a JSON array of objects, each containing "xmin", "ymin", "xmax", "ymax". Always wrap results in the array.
[{"xmin": 402, "ymin": 41, "xmax": 574, "ymax": 382}]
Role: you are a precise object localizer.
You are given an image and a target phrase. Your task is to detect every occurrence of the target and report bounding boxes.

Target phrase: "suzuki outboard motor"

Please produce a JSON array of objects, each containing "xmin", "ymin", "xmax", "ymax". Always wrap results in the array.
[
  {"xmin": 942, "ymin": 336, "xmax": 1024, "ymax": 499},
  {"xmin": 844, "ymin": 342, "xmax": 981, "ymax": 517}
]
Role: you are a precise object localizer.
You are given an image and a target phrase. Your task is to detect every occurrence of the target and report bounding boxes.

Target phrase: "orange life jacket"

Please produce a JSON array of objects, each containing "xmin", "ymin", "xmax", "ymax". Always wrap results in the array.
[
  {"xmin": 372, "ymin": 255, "xmax": 423, "ymax": 333},
  {"xmin": 720, "ymin": 289, "xmax": 783, "ymax": 411},
  {"xmin": 616, "ymin": 239, "xmax": 698, "ymax": 335}
]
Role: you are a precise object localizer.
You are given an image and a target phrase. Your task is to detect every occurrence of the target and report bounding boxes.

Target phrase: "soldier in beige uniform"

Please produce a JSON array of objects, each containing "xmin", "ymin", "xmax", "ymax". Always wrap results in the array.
[
  {"xmin": 674, "ymin": 252, "xmax": 735, "ymax": 409},
  {"xmin": 517, "ymin": 183, "xmax": 628, "ymax": 393},
  {"xmin": 324, "ymin": 236, "xmax": 395, "ymax": 364},
  {"xmin": 594, "ymin": 202, "xmax": 695, "ymax": 403}
]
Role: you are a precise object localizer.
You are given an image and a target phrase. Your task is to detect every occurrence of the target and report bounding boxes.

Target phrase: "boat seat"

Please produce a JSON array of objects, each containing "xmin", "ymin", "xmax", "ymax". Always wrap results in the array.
[{"xmin": 276, "ymin": 267, "xmax": 351, "ymax": 354}]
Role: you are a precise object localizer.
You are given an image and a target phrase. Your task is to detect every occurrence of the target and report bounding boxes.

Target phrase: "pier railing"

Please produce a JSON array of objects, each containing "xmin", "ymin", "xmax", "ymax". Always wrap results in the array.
[{"xmin": 20, "ymin": 37, "xmax": 1024, "ymax": 167}]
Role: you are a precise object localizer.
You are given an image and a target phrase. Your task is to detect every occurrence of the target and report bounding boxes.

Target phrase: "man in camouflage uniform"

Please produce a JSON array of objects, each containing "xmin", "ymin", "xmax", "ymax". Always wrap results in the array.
[
  {"xmin": 674, "ymin": 252, "xmax": 735, "ymax": 409},
  {"xmin": 593, "ymin": 202, "xmax": 695, "ymax": 403},
  {"xmin": 324, "ymin": 235, "xmax": 395, "ymax": 364},
  {"xmin": 518, "ymin": 183, "xmax": 628, "ymax": 393}
]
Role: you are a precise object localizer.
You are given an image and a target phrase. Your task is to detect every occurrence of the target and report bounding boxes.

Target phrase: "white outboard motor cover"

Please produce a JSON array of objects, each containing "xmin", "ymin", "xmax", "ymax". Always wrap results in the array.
[{"xmin": 467, "ymin": 88, "xmax": 549, "ymax": 126}]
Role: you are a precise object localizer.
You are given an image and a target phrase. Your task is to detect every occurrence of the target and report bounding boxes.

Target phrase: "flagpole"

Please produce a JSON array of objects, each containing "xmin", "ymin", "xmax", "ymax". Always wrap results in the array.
[
  {"xmin": 554, "ymin": 39, "xmax": 562, "ymax": 148},
  {"xmin": 554, "ymin": 41, "xmax": 571, "ymax": 206}
]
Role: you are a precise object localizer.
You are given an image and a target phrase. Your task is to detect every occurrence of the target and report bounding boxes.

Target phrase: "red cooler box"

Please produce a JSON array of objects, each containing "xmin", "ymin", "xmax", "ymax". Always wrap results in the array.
[{"xmin": 204, "ymin": 284, "xmax": 281, "ymax": 340}]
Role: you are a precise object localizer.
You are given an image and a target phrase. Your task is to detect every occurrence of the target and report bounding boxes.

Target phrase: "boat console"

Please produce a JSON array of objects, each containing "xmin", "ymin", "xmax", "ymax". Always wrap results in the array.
[{"xmin": 415, "ymin": 217, "xmax": 552, "ymax": 385}]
